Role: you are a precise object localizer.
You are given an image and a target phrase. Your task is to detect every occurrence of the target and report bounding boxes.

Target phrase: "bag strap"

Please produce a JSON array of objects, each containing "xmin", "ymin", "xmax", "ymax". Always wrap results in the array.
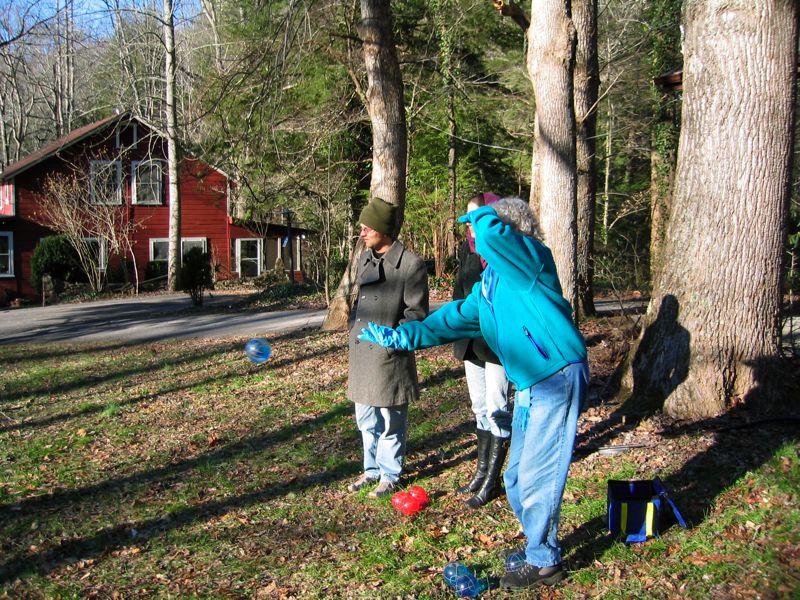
[{"xmin": 652, "ymin": 476, "xmax": 687, "ymax": 528}]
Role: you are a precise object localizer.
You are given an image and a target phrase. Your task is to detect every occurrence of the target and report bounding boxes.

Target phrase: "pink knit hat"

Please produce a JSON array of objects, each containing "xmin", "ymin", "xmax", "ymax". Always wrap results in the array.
[{"xmin": 467, "ymin": 192, "xmax": 500, "ymax": 264}]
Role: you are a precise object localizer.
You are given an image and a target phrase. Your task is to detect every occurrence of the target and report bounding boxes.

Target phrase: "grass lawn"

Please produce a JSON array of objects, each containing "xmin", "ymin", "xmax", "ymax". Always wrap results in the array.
[{"xmin": 0, "ymin": 316, "xmax": 798, "ymax": 598}]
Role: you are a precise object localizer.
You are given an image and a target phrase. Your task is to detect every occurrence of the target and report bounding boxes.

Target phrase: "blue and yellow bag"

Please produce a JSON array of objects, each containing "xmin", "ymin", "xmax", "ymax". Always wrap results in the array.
[{"xmin": 607, "ymin": 477, "xmax": 686, "ymax": 543}]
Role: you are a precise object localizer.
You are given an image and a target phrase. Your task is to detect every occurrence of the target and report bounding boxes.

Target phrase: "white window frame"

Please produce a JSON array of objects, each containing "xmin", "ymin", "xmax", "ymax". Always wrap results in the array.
[
  {"xmin": 150, "ymin": 237, "xmax": 207, "ymax": 263},
  {"xmin": 132, "ymin": 159, "xmax": 164, "ymax": 205},
  {"xmin": 89, "ymin": 160, "xmax": 123, "ymax": 205},
  {"xmin": 0, "ymin": 231, "xmax": 13, "ymax": 277},
  {"xmin": 116, "ymin": 123, "xmax": 138, "ymax": 149},
  {"xmin": 235, "ymin": 238, "xmax": 262, "ymax": 277},
  {"xmin": 83, "ymin": 237, "xmax": 108, "ymax": 272}
]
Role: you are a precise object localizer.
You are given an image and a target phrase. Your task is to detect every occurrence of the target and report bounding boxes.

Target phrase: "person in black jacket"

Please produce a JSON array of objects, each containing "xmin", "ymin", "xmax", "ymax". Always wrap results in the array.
[{"xmin": 452, "ymin": 192, "xmax": 511, "ymax": 508}]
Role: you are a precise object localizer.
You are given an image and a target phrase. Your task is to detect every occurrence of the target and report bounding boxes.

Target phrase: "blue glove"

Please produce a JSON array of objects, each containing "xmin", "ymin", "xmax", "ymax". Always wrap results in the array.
[
  {"xmin": 457, "ymin": 204, "xmax": 497, "ymax": 225},
  {"xmin": 358, "ymin": 322, "xmax": 412, "ymax": 350}
]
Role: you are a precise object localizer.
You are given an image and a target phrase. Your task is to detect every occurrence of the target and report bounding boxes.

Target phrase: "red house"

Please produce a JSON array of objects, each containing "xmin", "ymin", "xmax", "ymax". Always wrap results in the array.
[{"xmin": 0, "ymin": 113, "xmax": 305, "ymax": 304}]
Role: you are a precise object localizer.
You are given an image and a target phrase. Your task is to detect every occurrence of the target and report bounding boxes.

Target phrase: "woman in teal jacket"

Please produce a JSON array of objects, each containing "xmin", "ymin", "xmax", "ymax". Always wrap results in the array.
[{"xmin": 360, "ymin": 197, "xmax": 588, "ymax": 591}]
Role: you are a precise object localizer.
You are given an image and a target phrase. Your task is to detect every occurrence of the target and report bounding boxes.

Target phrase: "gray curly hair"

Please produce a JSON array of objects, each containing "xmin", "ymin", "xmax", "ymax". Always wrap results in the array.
[{"xmin": 492, "ymin": 197, "xmax": 542, "ymax": 239}]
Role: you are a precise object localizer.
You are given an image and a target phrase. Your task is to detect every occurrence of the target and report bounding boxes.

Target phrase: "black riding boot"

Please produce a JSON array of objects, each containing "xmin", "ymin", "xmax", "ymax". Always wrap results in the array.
[
  {"xmin": 466, "ymin": 434, "xmax": 509, "ymax": 508},
  {"xmin": 457, "ymin": 429, "xmax": 491, "ymax": 494}
]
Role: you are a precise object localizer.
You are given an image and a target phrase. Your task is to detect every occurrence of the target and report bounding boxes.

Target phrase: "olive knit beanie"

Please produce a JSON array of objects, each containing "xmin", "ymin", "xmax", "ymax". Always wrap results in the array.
[{"xmin": 359, "ymin": 197, "xmax": 397, "ymax": 236}]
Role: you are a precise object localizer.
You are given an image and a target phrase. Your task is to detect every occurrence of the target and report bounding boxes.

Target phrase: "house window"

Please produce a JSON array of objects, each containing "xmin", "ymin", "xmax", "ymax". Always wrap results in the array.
[
  {"xmin": 150, "ymin": 238, "xmax": 207, "ymax": 264},
  {"xmin": 116, "ymin": 124, "xmax": 138, "ymax": 149},
  {"xmin": 236, "ymin": 238, "xmax": 262, "ymax": 278},
  {"xmin": 0, "ymin": 232, "xmax": 13, "ymax": 277},
  {"xmin": 0, "ymin": 180, "xmax": 14, "ymax": 217},
  {"xmin": 83, "ymin": 237, "xmax": 108, "ymax": 272},
  {"xmin": 89, "ymin": 161, "xmax": 122, "ymax": 205},
  {"xmin": 132, "ymin": 160, "xmax": 164, "ymax": 205}
]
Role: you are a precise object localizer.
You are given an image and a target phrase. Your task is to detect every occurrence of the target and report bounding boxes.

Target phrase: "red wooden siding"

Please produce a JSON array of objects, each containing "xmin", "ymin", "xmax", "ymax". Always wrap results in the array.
[{"xmin": 0, "ymin": 116, "xmax": 286, "ymax": 303}]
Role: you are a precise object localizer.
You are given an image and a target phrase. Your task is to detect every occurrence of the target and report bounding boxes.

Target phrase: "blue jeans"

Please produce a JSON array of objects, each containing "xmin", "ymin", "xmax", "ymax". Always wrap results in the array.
[
  {"xmin": 464, "ymin": 359, "xmax": 511, "ymax": 437},
  {"xmin": 354, "ymin": 403, "xmax": 408, "ymax": 484},
  {"xmin": 504, "ymin": 361, "xmax": 589, "ymax": 567}
]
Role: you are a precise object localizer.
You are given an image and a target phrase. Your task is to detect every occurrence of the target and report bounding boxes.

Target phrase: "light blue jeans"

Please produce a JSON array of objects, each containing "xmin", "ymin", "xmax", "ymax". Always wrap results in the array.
[
  {"xmin": 504, "ymin": 361, "xmax": 589, "ymax": 567},
  {"xmin": 464, "ymin": 359, "xmax": 510, "ymax": 438},
  {"xmin": 354, "ymin": 403, "xmax": 408, "ymax": 484}
]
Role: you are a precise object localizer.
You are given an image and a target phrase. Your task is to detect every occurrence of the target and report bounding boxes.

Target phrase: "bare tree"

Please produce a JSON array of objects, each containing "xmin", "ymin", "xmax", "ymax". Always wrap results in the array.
[
  {"xmin": 0, "ymin": 0, "xmax": 60, "ymax": 49},
  {"xmin": 527, "ymin": 0, "xmax": 578, "ymax": 315},
  {"xmin": 494, "ymin": 0, "xmax": 579, "ymax": 315},
  {"xmin": 323, "ymin": 0, "xmax": 408, "ymax": 330},
  {"xmin": 623, "ymin": 0, "xmax": 798, "ymax": 419},
  {"xmin": 31, "ymin": 166, "xmax": 142, "ymax": 293},
  {"xmin": 433, "ymin": 0, "xmax": 458, "ymax": 272},
  {"xmin": 573, "ymin": 0, "xmax": 598, "ymax": 318},
  {"xmin": 163, "ymin": 0, "xmax": 181, "ymax": 291}
]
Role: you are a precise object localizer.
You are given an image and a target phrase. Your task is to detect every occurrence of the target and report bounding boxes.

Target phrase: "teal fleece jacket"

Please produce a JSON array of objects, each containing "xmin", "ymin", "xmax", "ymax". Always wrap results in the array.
[{"xmin": 397, "ymin": 205, "xmax": 587, "ymax": 389}]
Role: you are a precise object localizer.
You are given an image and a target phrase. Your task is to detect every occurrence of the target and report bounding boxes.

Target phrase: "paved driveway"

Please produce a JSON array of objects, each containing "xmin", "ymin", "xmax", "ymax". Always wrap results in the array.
[
  {"xmin": 1, "ymin": 293, "xmax": 796, "ymax": 352},
  {"xmin": 0, "ymin": 293, "xmax": 326, "ymax": 345}
]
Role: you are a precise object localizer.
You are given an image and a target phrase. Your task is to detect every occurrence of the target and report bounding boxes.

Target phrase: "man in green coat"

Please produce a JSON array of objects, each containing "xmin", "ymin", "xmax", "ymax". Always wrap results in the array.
[{"xmin": 346, "ymin": 197, "xmax": 429, "ymax": 498}]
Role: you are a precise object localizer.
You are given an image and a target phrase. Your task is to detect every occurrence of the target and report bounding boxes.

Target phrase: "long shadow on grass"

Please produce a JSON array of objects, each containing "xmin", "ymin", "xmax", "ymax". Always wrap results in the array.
[
  {"xmin": 0, "ymin": 383, "xmax": 352, "ymax": 520},
  {"xmin": 0, "ymin": 329, "xmax": 326, "ymax": 405},
  {"xmin": 0, "ymin": 331, "xmax": 344, "ymax": 432},
  {"xmin": 0, "ymin": 455, "xmax": 362, "ymax": 583},
  {"xmin": 563, "ymin": 355, "xmax": 800, "ymax": 571},
  {"xmin": 0, "ymin": 400, "xmax": 358, "ymax": 583},
  {"xmin": 405, "ymin": 421, "xmax": 476, "ymax": 481},
  {"xmin": 0, "ymin": 402, "xmax": 474, "ymax": 582}
]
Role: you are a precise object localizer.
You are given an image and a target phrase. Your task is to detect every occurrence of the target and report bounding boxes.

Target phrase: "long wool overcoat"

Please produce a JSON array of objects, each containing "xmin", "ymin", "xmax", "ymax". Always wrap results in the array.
[{"xmin": 348, "ymin": 241, "xmax": 429, "ymax": 408}]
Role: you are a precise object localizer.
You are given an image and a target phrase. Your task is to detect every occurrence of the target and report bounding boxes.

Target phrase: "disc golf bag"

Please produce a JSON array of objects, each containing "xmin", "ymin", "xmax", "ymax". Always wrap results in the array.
[{"xmin": 607, "ymin": 476, "xmax": 686, "ymax": 543}]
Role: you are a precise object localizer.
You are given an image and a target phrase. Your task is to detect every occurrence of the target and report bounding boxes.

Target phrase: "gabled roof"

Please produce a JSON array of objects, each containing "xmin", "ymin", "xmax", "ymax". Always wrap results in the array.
[{"xmin": 1, "ymin": 112, "xmax": 148, "ymax": 181}]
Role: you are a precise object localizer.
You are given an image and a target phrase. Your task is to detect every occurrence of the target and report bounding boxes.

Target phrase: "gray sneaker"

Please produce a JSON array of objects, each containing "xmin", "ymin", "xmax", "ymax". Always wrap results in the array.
[
  {"xmin": 347, "ymin": 474, "xmax": 378, "ymax": 493},
  {"xmin": 367, "ymin": 480, "xmax": 395, "ymax": 498}
]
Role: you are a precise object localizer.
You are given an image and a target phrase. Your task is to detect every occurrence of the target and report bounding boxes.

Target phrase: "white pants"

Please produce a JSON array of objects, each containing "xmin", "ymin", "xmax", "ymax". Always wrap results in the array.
[{"xmin": 464, "ymin": 359, "xmax": 510, "ymax": 438}]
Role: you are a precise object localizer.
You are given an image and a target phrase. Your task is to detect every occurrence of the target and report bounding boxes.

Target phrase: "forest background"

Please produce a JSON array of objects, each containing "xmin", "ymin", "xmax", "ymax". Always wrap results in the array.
[
  {"xmin": 6, "ymin": 0, "xmax": 787, "ymax": 298},
  {"xmin": 1, "ymin": 2, "xmax": 799, "ymax": 596},
  {"xmin": 2, "ymin": 0, "xmax": 799, "ymax": 415}
]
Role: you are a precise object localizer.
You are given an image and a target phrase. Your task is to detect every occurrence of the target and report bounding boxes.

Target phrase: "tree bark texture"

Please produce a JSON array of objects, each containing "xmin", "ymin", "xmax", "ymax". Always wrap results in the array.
[
  {"xmin": 527, "ymin": 0, "xmax": 579, "ymax": 317},
  {"xmin": 446, "ymin": 83, "xmax": 458, "ymax": 264},
  {"xmin": 164, "ymin": 0, "xmax": 182, "ymax": 291},
  {"xmin": 573, "ymin": 0, "xmax": 598, "ymax": 318},
  {"xmin": 649, "ymin": 138, "xmax": 675, "ymax": 282},
  {"xmin": 323, "ymin": 0, "xmax": 407, "ymax": 330},
  {"xmin": 358, "ymin": 0, "xmax": 407, "ymax": 215},
  {"xmin": 624, "ymin": 0, "xmax": 798, "ymax": 418}
]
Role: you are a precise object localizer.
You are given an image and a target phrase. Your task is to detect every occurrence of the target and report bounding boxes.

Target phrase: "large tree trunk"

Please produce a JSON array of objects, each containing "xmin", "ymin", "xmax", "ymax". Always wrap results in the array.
[
  {"xmin": 623, "ymin": 0, "xmax": 798, "ymax": 419},
  {"xmin": 164, "ymin": 0, "xmax": 182, "ymax": 292},
  {"xmin": 322, "ymin": 0, "xmax": 407, "ymax": 330},
  {"xmin": 647, "ymin": 0, "xmax": 682, "ymax": 285},
  {"xmin": 648, "ymin": 128, "xmax": 676, "ymax": 283},
  {"xmin": 527, "ymin": 0, "xmax": 579, "ymax": 316},
  {"xmin": 573, "ymin": 0, "xmax": 598, "ymax": 318},
  {"xmin": 446, "ymin": 82, "xmax": 457, "ymax": 267}
]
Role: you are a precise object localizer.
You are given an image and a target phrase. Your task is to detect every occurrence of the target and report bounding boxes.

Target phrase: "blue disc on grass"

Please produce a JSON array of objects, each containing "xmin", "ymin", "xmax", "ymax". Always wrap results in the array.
[
  {"xmin": 454, "ymin": 573, "xmax": 483, "ymax": 597},
  {"xmin": 245, "ymin": 338, "xmax": 272, "ymax": 363},
  {"xmin": 505, "ymin": 550, "xmax": 526, "ymax": 572},
  {"xmin": 443, "ymin": 562, "xmax": 471, "ymax": 587}
]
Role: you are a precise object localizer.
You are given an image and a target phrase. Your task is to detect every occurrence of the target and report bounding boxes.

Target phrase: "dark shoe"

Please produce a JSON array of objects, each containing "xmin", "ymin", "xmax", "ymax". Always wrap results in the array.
[
  {"xmin": 466, "ymin": 435, "xmax": 509, "ymax": 508},
  {"xmin": 347, "ymin": 474, "xmax": 378, "ymax": 493},
  {"xmin": 367, "ymin": 480, "xmax": 395, "ymax": 498},
  {"xmin": 499, "ymin": 562, "xmax": 565, "ymax": 589},
  {"xmin": 457, "ymin": 429, "xmax": 491, "ymax": 494}
]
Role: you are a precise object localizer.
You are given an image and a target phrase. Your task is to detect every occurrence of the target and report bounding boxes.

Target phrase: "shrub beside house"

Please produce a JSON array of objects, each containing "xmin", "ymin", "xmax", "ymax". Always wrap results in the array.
[{"xmin": 0, "ymin": 113, "xmax": 307, "ymax": 305}]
